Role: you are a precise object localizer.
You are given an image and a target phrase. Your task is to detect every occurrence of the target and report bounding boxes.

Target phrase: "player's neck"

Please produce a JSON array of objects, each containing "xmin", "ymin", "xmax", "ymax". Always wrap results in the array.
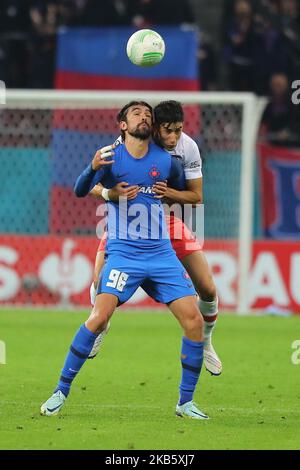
[{"xmin": 124, "ymin": 135, "xmax": 149, "ymax": 159}]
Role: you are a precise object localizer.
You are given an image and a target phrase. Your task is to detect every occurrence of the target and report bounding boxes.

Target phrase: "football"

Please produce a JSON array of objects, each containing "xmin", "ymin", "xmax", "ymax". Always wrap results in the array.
[{"xmin": 126, "ymin": 29, "xmax": 165, "ymax": 67}]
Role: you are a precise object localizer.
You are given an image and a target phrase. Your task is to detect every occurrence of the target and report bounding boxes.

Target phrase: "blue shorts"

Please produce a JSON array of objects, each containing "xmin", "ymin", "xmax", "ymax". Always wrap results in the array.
[{"xmin": 97, "ymin": 248, "xmax": 196, "ymax": 304}]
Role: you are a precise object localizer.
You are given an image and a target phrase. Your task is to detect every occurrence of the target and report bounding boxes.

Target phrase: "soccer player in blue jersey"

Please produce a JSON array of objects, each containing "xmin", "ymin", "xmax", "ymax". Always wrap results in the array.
[
  {"xmin": 89, "ymin": 101, "xmax": 221, "ymax": 375},
  {"xmin": 41, "ymin": 101, "xmax": 209, "ymax": 420}
]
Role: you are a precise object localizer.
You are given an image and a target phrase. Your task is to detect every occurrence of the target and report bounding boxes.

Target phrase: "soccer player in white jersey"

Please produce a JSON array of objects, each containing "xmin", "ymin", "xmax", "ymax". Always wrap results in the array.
[{"xmin": 89, "ymin": 101, "xmax": 222, "ymax": 376}]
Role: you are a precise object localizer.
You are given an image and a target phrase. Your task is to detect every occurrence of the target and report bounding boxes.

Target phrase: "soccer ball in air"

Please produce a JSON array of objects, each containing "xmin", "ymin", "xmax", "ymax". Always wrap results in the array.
[{"xmin": 126, "ymin": 29, "xmax": 165, "ymax": 67}]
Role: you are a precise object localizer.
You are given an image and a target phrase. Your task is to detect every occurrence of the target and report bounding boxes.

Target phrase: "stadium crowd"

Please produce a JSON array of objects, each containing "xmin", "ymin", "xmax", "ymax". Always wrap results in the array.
[
  {"xmin": 0, "ymin": 0, "xmax": 195, "ymax": 88},
  {"xmin": 222, "ymin": 0, "xmax": 300, "ymax": 93},
  {"xmin": 0, "ymin": 0, "xmax": 299, "ymax": 144}
]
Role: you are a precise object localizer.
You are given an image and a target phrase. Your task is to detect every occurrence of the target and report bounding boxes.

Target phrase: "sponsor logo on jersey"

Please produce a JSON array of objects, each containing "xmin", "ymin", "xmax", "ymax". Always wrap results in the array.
[
  {"xmin": 188, "ymin": 160, "xmax": 201, "ymax": 169},
  {"xmin": 139, "ymin": 186, "xmax": 154, "ymax": 194}
]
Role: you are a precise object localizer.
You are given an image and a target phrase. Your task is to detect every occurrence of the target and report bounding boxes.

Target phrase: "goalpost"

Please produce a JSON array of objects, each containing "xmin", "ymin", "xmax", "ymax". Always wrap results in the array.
[{"xmin": 2, "ymin": 90, "xmax": 266, "ymax": 312}]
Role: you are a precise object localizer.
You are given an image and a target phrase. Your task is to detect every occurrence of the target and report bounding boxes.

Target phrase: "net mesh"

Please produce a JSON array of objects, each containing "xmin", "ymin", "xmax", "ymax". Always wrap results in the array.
[
  {"xmin": 0, "ymin": 104, "xmax": 243, "ymax": 238},
  {"xmin": 0, "ymin": 97, "xmax": 246, "ymax": 307}
]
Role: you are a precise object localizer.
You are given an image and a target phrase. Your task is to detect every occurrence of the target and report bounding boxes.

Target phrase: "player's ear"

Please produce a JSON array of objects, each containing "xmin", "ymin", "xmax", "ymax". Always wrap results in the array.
[{"xmin": 120, "ymin": 121, "xmax": 127, "ymax": 131}]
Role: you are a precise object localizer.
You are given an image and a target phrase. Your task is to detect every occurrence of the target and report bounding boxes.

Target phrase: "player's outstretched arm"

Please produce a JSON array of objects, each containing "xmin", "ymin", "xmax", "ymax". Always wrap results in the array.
[
  {"xmin": 74, "ymin": 148, "xmax": 115, "ymax": 197},
  {"xmin": 74, "ymin": 163, "xmax": 101, "ymax": 197}
]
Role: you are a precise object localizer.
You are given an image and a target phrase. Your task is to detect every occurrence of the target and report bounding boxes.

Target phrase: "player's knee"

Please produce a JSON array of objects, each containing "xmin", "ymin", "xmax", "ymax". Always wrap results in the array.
[
  {"xmin": 199, "ymin": 282, "xmax": 217, "ymax": 302},
  {"xmin": 90, "ymin": 307, "xmax": 109, "ymax": 330},
  {"xmin": 184, "ymin": 311, "xmax": 203, "ymax": 336},
  {"xmin": 192, "ymin": 312, "xmax": 204, "ymax": 331}
]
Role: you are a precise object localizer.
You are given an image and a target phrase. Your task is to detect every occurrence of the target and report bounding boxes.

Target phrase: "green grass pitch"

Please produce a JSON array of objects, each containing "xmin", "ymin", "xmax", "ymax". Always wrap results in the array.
[{"xmin": 0, "ymin": 308, "xmax": 300, "ymax": 450}]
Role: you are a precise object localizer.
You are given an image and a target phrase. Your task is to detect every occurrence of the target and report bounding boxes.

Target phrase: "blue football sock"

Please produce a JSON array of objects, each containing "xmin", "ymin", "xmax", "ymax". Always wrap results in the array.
[
  {"xmin": 179, "ymin": 336, "xmax": 204, "ymax": 406},
  {"xmin": 55, "ymin": 324, "xmax": 97, "ymax": 397}
]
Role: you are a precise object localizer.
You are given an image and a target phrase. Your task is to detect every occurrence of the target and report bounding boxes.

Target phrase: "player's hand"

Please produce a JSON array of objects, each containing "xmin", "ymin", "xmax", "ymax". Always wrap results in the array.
[
  {"xmin": 109, "ymin": 182, "xmax": 140, "ymax": 201},
  {"xmin": 99, "ymin": 143, "xmax": 117, "ymax": 159},
  {"xmin": 92, "ymin": 145, "xmax": 116, "ymax": 170},
  {"xmin": 153, "ymin": 181, "xmax": 168, "ymax": 199}
]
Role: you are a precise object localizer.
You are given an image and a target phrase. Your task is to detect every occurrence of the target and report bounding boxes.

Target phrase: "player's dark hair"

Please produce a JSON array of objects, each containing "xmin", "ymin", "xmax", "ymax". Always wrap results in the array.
[
  {"xmin": 152, "ymin": 100, "xmax": 184, "ymax": 147},
  {"xmin": 117, "ymin": 101, "xmax": 153, "ymax": 139},
  {"xmin": 153, "ymin": 100, "xmax": 184, "ymax": 126}
]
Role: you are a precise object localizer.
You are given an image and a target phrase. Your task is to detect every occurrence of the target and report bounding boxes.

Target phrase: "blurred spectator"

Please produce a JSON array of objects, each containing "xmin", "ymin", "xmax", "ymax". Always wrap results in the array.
[
  {"xmin": 222, "ymin": 0, "xmax": 256, "ymax": 91},
  {"xmin": 27, "ymin": 1, "xmax": 76, "ymax": 88},
  {"xmin": 131, "ymin": 0, "xmax": 195, "ymax": 28},
  {"xmin": 79, "ymin": 0, "xmax": 134, "ymax": 26},
  {"xmin": 131, "ymin": 0, "xmax": 156, "ymax": 28},
  {"xmin": 255, "ymin": 0, "xmax": 281, "ymax": 16},
  {"xmin": 279, "ymin": 0, "xmax": 300, "ymax": 81},
  {"xmin": 197, "ymin": 32, "xmax": 217, "ymax": 90},
  {"xmin": 252, "ymin": 6, "xmax": 291, "ymax": 94},
  {"xmin": 0, "ymin": 0, "xmax": 31, "ymax": 32},
  {"xmin": 260, "ymin": 72, "xmax": 300, "ymax": 146},
  {"xmin": 222, "ymin": 0, "xmax": 296, "ymax": 94},
  {"xmin": 0, "ymin": 0, "xmax": 32, "ymax": 87}
]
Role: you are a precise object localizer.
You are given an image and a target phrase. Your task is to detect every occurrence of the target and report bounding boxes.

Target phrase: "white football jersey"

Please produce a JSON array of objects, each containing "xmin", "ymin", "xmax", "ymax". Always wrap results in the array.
[
  {"xmin": 114, "ymin": 132, "xmax": 202, "ymax": 180},
  {"xmin": 168, "ymin": 132, "xmax": 202, "ymax": 180}
]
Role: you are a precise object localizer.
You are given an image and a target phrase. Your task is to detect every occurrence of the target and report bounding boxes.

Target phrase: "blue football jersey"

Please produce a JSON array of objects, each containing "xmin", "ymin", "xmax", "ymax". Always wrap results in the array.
[
  {"xmin": 75, "ymin": 142, "xmax": 178, "ymax": 254},
  {"xmin": 168, "ymin": 156, "xmax": 187, "ymax": 191}
]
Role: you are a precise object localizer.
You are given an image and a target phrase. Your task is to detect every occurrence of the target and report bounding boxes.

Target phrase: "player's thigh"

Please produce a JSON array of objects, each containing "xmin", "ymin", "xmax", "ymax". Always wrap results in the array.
[
  {"xmin": 94, "ymin": 250, "xmax": 106, "ymax": 284},
  {"xmin": 142, "ymin": 250, "xmax": 196, "ymax": 304},
  {"xmin": 181, "ymin": 251, "xmax": 216, "ymax": 301},
  {"xmin": 98, "ymin": 254, "xmax": 146, "ymax": 304}
]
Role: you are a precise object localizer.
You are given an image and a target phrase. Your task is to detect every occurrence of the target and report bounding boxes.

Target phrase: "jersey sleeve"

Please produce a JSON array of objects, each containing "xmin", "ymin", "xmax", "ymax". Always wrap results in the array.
[
  {"xmin": 74, "ymin": 163, "xmax": 106, "ymax": 197},
  {"xmin": 183, "ymin": 139, "xmax": 202, "ymax": 180}
]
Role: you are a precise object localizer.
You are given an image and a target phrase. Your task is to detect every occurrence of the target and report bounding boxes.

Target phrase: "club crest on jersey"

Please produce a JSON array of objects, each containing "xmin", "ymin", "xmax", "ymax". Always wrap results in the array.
[{"xmin": 149, "ymin": 166, "xmax": 161, "ymax": 179}]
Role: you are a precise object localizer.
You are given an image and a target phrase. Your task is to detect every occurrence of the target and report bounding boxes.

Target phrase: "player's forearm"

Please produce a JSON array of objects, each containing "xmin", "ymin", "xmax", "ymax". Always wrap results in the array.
[
  {"xmin": 164, "ymin": 187, "xmax": 202, "ymax": 204},
  {"xmin": 74, "ymin": 163, "xmax": 97, "ymax": 197},
  {"xmin": 90, "ymin": 183, "xmax": 105, "ymax": 200}
]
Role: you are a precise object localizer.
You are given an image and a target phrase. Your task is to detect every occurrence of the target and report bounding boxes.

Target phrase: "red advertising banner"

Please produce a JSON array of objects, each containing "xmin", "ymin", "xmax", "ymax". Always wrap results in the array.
[
  {"xmin": 205, "ymin": 240, "xmax": 300, "ymax": 314},
  {"xmin": 0, "ymin": 236, "xmax": 299, "ymax": 313}
]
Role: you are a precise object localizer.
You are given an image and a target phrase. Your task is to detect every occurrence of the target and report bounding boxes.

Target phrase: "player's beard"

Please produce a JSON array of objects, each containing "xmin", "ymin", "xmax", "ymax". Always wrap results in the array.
[{"xmin": 128, "ymin": 123, "xmax": 151, "ymax": 140}]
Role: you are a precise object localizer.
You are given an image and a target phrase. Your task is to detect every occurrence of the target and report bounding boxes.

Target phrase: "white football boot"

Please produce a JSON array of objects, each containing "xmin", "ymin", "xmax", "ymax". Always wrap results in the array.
[
  {"xmin": 203, "ymin": 342, "xmax": 222, "ymax": 376},
  {"xmin": 40, "ymin": 390, "xmax": 66, "ymax": 416},
  {"xmin": 176, "ymin": 401, "xmax": 209, "ymax": 420}
]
